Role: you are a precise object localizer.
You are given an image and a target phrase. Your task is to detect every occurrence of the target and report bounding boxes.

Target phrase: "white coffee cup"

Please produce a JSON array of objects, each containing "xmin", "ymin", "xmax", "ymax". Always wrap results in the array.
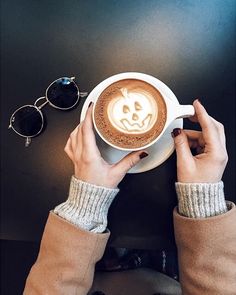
[{"xmin": 92, "ymin": 72, "xmax": 195, "ymax": 151}]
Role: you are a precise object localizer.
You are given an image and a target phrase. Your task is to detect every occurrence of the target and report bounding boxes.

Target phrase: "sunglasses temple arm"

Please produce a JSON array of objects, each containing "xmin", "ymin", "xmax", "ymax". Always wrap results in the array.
[
  {"xmin": 79, "ymin": 92, "xmax": 88, "ymax": 98},
  {"xmin": 25, "ymin": 137, "xmax": 32, "ymax": 147}
]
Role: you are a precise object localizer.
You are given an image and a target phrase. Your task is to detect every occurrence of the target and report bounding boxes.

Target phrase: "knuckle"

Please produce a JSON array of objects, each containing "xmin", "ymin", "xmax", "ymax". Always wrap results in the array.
[
  {"xmin": 225, "ymin": 154, "xmax": 229, "ymax": 164},
  {"xmin": 70, "ymin": 130, "xmax": 76, "ymax": 139},
  {"xmin": 64, "ymin": 144, "xmax": 70, "ymax": 154},
  {"xmin": 217, "ymin": 122, "xmax": 224, "ymax": 131},
  {"xmin": 128, "ymin": 158, "xmax": 136, "ymax": 169},
  {"xmin": 218, "ymin": 122, "xmax": 224, "ymax": 128},
  {"xmin": 175, "ymin": 136, "xmax": 186, "ymax": 146},
  {"xmin": 214, "ymin": 151, "xmax": 228, "ymax": 164},
  {"xmin": 64, "ymin": 148, "xmax": 73, "ymax": 161},
  {"xmin": 178, "ymin": 138, "xmax": 186, "ymax": 145}
]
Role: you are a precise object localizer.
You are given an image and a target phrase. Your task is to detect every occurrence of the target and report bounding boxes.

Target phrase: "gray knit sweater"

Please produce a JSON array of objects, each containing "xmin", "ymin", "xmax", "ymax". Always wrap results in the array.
[{"xmin": 54, "ymin": 176, "xmax": 228, "ymax": 233}]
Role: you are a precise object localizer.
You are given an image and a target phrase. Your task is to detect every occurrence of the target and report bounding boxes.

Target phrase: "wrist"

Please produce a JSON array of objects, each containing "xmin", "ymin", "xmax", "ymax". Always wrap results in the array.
[
  {"xmin": 177, "ymin": 174, "xmax": 222, "ymax": 183},
  {"xmin": 175, "ymin": 181, "xmax": 227, "ymax": 218},
  {"xmin": 74, "ymin": 170, "xmax": 118, "ymax": 189},
  {"xmin": 54, "ymin": 176, "xmax": 119, "ymax": 232}
]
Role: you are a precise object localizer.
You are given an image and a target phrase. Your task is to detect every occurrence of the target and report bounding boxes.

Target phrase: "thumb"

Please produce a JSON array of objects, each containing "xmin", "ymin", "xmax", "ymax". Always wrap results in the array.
[
  {"xmin": 172, "ymin": 128, "xmax": 193, "ymax": 166},
  {"xmin": 112, "ymin": 151, "xmax": 148, "ymax": 175}
]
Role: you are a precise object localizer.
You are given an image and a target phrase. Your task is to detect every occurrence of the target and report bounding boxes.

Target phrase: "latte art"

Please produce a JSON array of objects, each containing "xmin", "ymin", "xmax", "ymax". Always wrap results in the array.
[
  {"xmin": 94, "ymin": 79, "xmax": 167, "ymax": 149},
  {"xmin": 107, "ymin": 88, "xmax": 158, "ymax": 134}
]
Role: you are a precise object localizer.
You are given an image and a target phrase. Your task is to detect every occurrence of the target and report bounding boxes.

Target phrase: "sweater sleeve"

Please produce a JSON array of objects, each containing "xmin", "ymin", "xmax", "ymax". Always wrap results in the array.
[
  {"xmin": 54, "ymin": 175, "xmax": 119, "ymax": 233},
  {"xmin": 175, "ymin": 181, "xmax": 228, "ymax": 218}
]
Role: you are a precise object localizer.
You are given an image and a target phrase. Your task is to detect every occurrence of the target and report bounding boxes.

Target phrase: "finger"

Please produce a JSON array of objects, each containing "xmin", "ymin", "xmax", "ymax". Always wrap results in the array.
[
  {"xmin": 181, "ymin": 131, "xmax": 205, "ymax": 152},
  {"xmin": 189, "ymin": 107, "xmax": 222, "ymax": 136},
  {"xmin": 184, "ymin": 130, "xmax": 206, "ymax": 148},
  {"xmin": 112, "ymin": 151, "xmax": 149, "ymax": 175},
  {"xmin": 188, "ymin": 113, "xmax": 198, "ymax": 123},
  {"xmin": 81, "ymin": 103, "xmax": 100, "ymax": 155},
  {"xmin": 172, "ymin": 128, "xmax": 194, "ymax": 167},
  {"xmin": 192, "ymin": 100, "xmax": 218, "ymax": 146},
  {"xmin": 196, "ymin": 145, "xmax": 205, "ymax": 154},
  {"xmin": 184, "ymin": 129, "xmax": 202, "ymax": 140},
  {"xmin": 190, "ymin": 112, "xmax": 226, "ymax": 147}
]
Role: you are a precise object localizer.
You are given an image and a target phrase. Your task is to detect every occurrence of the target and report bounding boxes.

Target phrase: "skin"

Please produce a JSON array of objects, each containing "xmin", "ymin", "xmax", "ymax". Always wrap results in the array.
[
  {"xmin": 64, "ymin": 103, "xmax": 148, "ymax": 188},
  {"xmin": 173, "ymin": 99, "xmax": 228, "ymax": 183},
  {"xmin": 64, "ymin": 99, "xmax": 228, "ymax": 188}
]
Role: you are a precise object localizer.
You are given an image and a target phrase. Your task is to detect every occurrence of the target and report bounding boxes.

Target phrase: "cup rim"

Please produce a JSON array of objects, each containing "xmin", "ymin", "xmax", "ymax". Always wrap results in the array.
[{"xmin": 92, "ymin": 72, "xmax": 176, "ymax": 151}]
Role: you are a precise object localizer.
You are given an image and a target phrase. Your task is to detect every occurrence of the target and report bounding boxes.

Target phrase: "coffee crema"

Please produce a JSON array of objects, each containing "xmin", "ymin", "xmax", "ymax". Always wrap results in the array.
[{"xmin": 94, "ymin": 79, "xmax": 167, "ymax": 149}]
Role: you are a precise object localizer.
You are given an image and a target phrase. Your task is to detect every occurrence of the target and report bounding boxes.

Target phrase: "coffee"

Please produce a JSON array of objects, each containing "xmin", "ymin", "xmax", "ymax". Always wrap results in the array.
[{"xmin": 94, "ymin": 79, "xmax": 167, "ymax": 149}]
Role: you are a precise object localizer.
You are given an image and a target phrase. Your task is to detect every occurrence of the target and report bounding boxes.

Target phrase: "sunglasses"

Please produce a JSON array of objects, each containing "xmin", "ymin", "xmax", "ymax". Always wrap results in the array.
[{"xmin": 8, "ymin": 77, "xmax": 87, "ymax": 147}]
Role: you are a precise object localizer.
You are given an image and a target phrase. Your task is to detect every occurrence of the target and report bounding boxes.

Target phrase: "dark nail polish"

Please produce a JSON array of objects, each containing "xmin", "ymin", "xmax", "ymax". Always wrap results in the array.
[
  {"xmin": 139, "ymin": 152, "xmax": 148, "ymax": 159},
  {"xmin": 171, "ymin": 128, "xmax": 181, "ymax": 138},
  {"xmin": 88, "ymin": 101, "xmax": 93, "ymax": 108}
]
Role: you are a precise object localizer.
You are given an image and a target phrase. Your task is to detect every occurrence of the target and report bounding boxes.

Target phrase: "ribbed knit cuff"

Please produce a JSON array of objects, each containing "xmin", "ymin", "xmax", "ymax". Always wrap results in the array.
[
  {"xmin": 54, "ymin": 176, "xmax": 119, "ymax": 233},
  {"xmin": 175, "ymin": 181, "xmax": 228, "ymax": 218}
]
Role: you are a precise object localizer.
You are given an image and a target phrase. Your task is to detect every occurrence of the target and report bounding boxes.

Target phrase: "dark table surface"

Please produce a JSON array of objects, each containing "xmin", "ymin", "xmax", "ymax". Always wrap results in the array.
[{"xmin": 1, "ymin": 0, "xmax": 235, "ymax": 251}]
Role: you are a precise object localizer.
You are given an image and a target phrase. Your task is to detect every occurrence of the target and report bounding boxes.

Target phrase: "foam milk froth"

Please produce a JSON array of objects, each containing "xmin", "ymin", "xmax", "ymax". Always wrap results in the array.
[
  {"xmin": 94, "ymin": 79, "xmax": 167, "ymax": 149},
  {"xmin": 107, "ymin": 87, "xmax": 158, "ymax": 134}
]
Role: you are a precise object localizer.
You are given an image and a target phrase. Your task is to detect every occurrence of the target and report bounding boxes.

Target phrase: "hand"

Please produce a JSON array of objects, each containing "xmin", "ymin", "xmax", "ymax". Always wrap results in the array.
[
  {"xmin": 64, "ymin": 103, "xmax": 148, "ymax": 188},
  {"xmin": 172, "ymin": 99, "xmax": 228, "ymax": 183}
]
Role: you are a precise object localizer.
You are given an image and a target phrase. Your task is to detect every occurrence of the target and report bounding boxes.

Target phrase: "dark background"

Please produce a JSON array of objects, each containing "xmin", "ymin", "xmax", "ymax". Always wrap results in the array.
[{"xmin": 1, "ymin": 0, "xmax": 235, "ymax": 294}]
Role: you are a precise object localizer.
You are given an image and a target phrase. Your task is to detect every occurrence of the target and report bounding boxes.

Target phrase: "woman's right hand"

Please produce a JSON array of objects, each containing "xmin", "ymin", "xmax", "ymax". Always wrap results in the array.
[
  {"xmin": 172, "ymin": 99, "xmax": 228, "ymax": 183},
  {"xmin": 64, "ymin": 103, "xmax": 148, "ymax": 189}
]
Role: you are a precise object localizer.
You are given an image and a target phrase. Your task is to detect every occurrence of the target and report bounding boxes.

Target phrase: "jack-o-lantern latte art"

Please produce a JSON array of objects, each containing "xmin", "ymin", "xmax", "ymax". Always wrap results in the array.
[{"xmin": 94, "ymin": 79, "xmax": 167, "ymax": 149}]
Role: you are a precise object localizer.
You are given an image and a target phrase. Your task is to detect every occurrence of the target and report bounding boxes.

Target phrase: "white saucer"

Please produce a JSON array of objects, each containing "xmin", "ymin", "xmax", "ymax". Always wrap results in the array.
[{"xmin": 80, "ymin": 75, "xmax": 182, "ymax": 173}]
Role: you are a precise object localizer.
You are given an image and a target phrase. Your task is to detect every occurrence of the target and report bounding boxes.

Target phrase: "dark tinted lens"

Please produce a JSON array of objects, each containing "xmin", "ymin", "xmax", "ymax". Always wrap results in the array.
[
  {"xmin": 11, "ymin": 106, "xmax": 43, "ymax": 137},
  {"xmin": 47, "ymin": 77, "xmax": 78, "ymax": 109}
]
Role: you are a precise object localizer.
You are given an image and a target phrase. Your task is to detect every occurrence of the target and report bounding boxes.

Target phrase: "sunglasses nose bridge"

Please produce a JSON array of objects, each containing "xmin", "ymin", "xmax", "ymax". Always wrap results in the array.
[{"xmin": 34, "ymin": 96, "xmax": 48, "ymax": 109}]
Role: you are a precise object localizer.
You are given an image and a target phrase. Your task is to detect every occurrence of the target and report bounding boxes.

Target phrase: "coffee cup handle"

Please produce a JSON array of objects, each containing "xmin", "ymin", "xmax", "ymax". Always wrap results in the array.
[{"xmin": 174, "ymin": 104, "xmax": 195, "ymax": 119}]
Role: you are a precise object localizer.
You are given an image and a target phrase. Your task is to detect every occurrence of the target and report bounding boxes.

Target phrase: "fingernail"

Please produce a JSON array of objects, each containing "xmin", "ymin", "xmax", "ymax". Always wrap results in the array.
[
  {"xmin": 171, "ymin": 128, "xmax": 181, "ymax": 138},
  {"xmin": 88, "ymin": 101, "xmax": 93, "ymax": 108},
  {"xmin": 139, "ymin": 152, "xmax": 148, "ymax": 159}
]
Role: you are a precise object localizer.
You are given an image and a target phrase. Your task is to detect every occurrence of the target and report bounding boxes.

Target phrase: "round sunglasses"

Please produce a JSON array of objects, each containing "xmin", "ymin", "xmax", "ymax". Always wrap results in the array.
[{"xmin": 8, "ymin": 77, "xmax": 88, "ymax": 147}]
